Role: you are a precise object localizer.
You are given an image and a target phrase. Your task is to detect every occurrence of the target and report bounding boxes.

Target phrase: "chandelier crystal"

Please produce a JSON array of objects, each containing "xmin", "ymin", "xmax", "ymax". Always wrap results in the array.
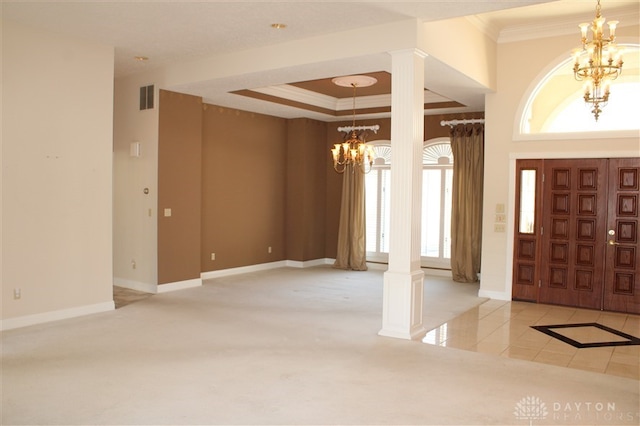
[
  {"xmin": 330, "ymin": 76, "xmax": 377, "ymax": 173},
  {"xmin": 572, "ymin": 0, "xmax": 623, "ymax": 121}
]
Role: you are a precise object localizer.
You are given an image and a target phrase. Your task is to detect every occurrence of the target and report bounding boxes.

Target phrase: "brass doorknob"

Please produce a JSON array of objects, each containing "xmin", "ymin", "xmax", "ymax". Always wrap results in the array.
[{"xmin": 608, "ymin": 240, "xmax": 620, "ymax": 246}]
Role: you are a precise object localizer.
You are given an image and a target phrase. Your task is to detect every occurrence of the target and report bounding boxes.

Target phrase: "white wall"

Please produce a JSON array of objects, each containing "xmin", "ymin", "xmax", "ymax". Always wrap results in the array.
[
  {"xmin": 480, "ymin": 25, "xmax": 640, "ymax": 300},
  {"xmin": 422, "ymin": 17, "xmax": 497, "ymax": 90},
  {"xmin": 113, "ymin": 73, "xmax": 163, "ymax": 292},
  {"xmin": 1, "ymin": 20, "xmax": 114, "ymax": 328}
]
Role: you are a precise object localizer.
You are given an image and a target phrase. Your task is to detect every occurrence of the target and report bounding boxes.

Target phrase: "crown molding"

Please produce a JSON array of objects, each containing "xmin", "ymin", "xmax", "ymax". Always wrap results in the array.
[
  {"xmin": 468, "ymin": 6, "xmax": 639, "ymax": 45},
  {"xmin": 247, "ymin": 86, "xmax": 452, "ymax": 113}
]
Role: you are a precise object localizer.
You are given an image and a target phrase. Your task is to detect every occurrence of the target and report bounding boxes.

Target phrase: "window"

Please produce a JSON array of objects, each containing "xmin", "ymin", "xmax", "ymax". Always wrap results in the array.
[
  {"xmin": 365, "ymin": 139, "xmax": 453, "ymax": 268},
  {"xmin": 520, "ymin": 44, "xmax": 639, "ymax": 135}
]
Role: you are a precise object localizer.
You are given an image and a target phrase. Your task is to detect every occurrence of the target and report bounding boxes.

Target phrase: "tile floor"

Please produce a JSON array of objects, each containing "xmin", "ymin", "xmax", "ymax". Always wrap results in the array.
[
  {"xmin": 113, "ymin": 286, "xmax": 153, "ymax": 309},
  {"xmin": 423, "ymin": 300, "xmax": 640, "ymax": 380}
]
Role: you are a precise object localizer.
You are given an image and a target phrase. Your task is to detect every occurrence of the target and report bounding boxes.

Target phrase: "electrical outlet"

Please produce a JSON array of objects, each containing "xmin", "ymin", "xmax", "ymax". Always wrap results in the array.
[
  {"xmin": 131, "ymin": 259, "xmax": 136, "ymax": 269},
  {"xmin": 268, "ymin": 246, "xmax": 272, "ymax": 254},
  {"xmin": 494, "ymin": 224, "xmax": 506, "ymax": 233},
  {"xmin": 211, "ymin": 253, "xmax": 216, "ymax": 260},
  {"xmin": 14, "ymin": 288, "xmax": 21, "ymax": 300}
]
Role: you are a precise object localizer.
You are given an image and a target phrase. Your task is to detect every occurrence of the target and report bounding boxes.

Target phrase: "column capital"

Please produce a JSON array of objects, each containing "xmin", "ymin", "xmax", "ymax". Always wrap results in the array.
[{"xmin": 388, "ymin": 47, "xmax": 428, "ymax": 60}]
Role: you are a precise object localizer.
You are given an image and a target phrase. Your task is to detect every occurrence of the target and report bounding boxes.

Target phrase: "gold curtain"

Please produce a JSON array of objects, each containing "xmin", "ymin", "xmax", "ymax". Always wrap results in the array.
[
  {"xmin": 450, "ymin": 123, "xmax": 484, "ymax": 282},
  {"xmin": 334, "ymin": 163, "xmax": 368, "ymax": 271}
]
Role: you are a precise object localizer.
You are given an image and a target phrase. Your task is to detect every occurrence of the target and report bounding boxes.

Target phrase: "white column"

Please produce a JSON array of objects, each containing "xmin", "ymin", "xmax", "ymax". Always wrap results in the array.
[{"xmin": 379, "ymin": 48, "xmax": 426, "ymax": 340}]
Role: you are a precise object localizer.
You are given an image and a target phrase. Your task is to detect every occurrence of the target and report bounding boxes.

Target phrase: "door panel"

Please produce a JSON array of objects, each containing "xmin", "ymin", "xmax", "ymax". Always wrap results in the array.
[
  {"xmin": 604, "ymin": 158, "xmax": 640, "ymax": 314},
  {"xmin": 512, "ymin": 160, "xmax": 542, "ymax": 302},
  {"xmin": 513, "ymin": 157, "xmax": 640, "ymax": 314},
  {"xmin": 538, "ymin": 159, "xmax": 607, "ymax": 310}
]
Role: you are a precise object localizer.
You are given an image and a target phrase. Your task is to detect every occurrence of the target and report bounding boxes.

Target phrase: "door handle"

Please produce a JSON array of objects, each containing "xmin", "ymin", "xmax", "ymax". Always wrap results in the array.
[{"xmin": 608, "ymin": 240, "xmax": 620, "ymax": 246}]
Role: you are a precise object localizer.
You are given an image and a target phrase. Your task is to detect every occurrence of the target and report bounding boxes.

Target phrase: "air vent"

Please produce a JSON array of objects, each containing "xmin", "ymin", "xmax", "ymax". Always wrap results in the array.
[{"xmin": 139, "ymin": 84, "xmax": 154, "ymax": 110}]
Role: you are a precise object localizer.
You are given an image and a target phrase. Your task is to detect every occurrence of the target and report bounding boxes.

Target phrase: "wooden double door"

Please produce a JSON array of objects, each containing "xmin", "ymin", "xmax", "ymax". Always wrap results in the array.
[{"xmin": 513, "ymin": 158, "xmax": 640, "ymax": 314}]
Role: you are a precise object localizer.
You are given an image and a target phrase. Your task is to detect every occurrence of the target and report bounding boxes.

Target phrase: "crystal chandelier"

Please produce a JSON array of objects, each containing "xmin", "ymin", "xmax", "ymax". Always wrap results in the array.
[
  {"xmin": 330, "ymin": 76, "xmax": 377, "ymax": 173},
  {"xmin": 572, "ymin": 0, "xmax": 623, "ymax": 121}
]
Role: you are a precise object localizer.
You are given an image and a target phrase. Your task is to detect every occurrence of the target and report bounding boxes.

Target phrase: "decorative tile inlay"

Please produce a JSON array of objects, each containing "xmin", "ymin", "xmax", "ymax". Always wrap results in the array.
[{"xmin": 531, "ymin": 323, "xmax": 640, "ymax": 348}]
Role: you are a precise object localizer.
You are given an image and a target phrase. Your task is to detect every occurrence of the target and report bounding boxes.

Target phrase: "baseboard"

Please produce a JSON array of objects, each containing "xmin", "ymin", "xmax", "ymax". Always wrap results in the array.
[
  {"xmin": 0, "ymin": 301, "xmax": 115, "ymax": 331},
  {"xmin": 114, "ymin": 277, "xmax": 157, "ymax": 294},
  {"xmin": 422, "ymin": 268, "xmax": 452, "ymax": 278},
  {"xmin": 201, "ymin": 261, "xmax": 288, "ymax": 280},
  {"xmin": 478, "ymin": 289, "xmax": 511, "ymax": 301},
  {"xmin": 157, "ymin": 278, "xmax": 202, "ymax": 293},
  {"xmin": 201, "ymin": 258, "xmax": 336, "ymax": 280},
  {"xmin": 285, "ymin": 258, "xmax": 333, "ymax": 268}
]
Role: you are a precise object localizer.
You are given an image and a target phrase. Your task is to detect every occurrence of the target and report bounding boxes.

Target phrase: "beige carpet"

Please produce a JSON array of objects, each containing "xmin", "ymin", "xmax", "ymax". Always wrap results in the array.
[{"xmin": 2, "ymin": 266, "xmax": 638, "ymax": 425}]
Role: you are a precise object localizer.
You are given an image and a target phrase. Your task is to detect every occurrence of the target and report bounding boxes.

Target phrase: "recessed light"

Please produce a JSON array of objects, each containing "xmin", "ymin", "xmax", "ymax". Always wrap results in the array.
[
  {"xmin": 271, "ymin": 23, "xmax": 286, "ymax": 29},
  {"xmin": 134, "ymin": 56, "xmax": 149, "ymax": 62}
]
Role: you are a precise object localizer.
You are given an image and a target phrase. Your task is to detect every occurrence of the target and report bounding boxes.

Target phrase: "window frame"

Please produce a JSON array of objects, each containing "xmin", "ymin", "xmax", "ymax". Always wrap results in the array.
[{"xmin": 364, "ymin": 138, "xmax": 453, "ymax": 270}]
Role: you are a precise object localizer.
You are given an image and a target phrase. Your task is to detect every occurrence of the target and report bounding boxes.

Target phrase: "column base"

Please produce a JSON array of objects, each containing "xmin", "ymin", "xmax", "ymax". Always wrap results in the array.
[{"xmin": 378, "ymin": 269, "xmax": 425, "ymax": 340}]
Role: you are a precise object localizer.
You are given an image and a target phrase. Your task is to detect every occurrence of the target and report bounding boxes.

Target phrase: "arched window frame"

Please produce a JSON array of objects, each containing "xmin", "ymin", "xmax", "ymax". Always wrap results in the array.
[{"xmin": 514, "ymin": 40, "xmax": 639, "ymax": 142}]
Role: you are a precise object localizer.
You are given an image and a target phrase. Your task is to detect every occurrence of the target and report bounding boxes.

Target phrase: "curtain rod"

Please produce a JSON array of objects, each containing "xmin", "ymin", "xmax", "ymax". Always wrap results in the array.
[
  {"xmin": 440, "ymin": 119, "xmax": 485, "ymax": 127},
  {"xmin": 337, "ymin": 125, "xmax": 380, "ymax": 134}
]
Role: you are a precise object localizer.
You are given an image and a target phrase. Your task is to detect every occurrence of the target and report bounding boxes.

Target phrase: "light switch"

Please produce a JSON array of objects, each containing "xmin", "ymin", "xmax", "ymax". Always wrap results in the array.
[
  {"xmin": 164, "ymin": 208, "xmax": 172, "ymax": 217},
  {"xmin": 495, "ymin": 203, "xmax": 505, "ymax": 214},
  {"xmin": 494, "ymin": 224, "xmax": 506, "ymax": 233}
]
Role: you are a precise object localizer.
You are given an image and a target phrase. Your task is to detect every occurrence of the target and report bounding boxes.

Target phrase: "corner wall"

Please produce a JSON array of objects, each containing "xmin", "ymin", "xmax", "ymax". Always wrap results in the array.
[
  {"xmin": 286, "ymin": 118, "xmax": 328, "ymax": 262},
  {"xmin": 113, "ymin": 71, "xmax": 163, "ymax": 292},
  {"xmin": 158, "ymin": 91, "xmax": 203, "ymax": 285}
]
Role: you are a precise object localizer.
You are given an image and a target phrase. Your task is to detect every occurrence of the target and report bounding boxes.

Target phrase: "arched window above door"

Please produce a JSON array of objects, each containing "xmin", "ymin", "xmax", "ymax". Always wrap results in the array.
[{"xmin": 517, "ymin": 44, "xmax": 639, "ymax": 137}]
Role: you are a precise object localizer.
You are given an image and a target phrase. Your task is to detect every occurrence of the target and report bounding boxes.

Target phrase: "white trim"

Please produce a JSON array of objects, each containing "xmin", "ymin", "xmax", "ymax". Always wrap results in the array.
[
  {"xmin": 253, "ymin": 85, "xmax": 338, "ymax": 110},
  {"xmin": 515, "ymin": 130, "xmax": 640, "ymax": 142},
  {"xmin": 285, "ymin": 258, "xmax": 334, "ymax": 268},
  {"xmin": 336, "ymin": 94, "xmax": 392, "ymax": 111},
  {"xmin": 157, "ymin": 278, "xmax": 202, "ymax": 293},
  {"xmin": 508, "ymin": 151, "xmax": 640, "ymax": 160},
  {"xmin": 366, "ymin": 262, "xmax": 388, "ymax": 271},
  {"xmin": 478, "ymin": 289, "xmax": 510, "ymax": 301},
  {"xmin": 468, "ymin": 7, "xmax": 639, "ymax": 45},
  {"xmin": 201, "ymin": 261, "xmax": 287, "ymax": 279},
  {"xmin": 0, "ymin": 301, "xmax": 115, "ymax": 331},
  {"xmin": 422, "ymin": 268, "xmax": 452, "ymax": 278},
  {"xmin": 201, "ymin": 259, "xmax": 336, "ymax": 280},
  {"xmin": 114, "ymin": 277, "xmax": 157, "ymax": 294}
]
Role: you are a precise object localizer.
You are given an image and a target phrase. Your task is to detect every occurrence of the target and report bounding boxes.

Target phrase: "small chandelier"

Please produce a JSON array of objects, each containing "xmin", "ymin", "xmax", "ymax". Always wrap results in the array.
[
  {"xmin": 330, "ymin": 75, "xmax": 377, "ymax": 173},
  {"xmin": 572, "ymin": 0, "xmax": 623, "ymax": 121}
]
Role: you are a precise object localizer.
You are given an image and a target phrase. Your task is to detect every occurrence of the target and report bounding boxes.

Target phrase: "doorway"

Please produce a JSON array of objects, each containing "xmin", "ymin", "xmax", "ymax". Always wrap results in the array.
[{"xmin": 512, "ymin": 158, "xmax": 639, "ymax": 314}]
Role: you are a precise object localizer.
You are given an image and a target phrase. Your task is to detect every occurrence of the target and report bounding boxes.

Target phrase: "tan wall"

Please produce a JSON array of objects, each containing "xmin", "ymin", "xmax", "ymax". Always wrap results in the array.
[
  {"xmin": 286, "ymin": 119, "xmax": 328, "ymax": 261},
  {"xmin": 201, "ymin": 105, "xmax": 287, "ymax": 271},
  {"xmin": 158, "ymin": 91, "xmax": 203, "ymax": 284},
  {"xmin": 157, "ymin": 96, "xmax": 485, "ymax": 278}
]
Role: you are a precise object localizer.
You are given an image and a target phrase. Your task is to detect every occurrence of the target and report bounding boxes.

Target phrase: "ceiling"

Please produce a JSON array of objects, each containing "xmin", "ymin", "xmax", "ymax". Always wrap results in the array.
[{"xmin": 3, "ymin": 0, "xmax": 638, "ymax": 121}]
